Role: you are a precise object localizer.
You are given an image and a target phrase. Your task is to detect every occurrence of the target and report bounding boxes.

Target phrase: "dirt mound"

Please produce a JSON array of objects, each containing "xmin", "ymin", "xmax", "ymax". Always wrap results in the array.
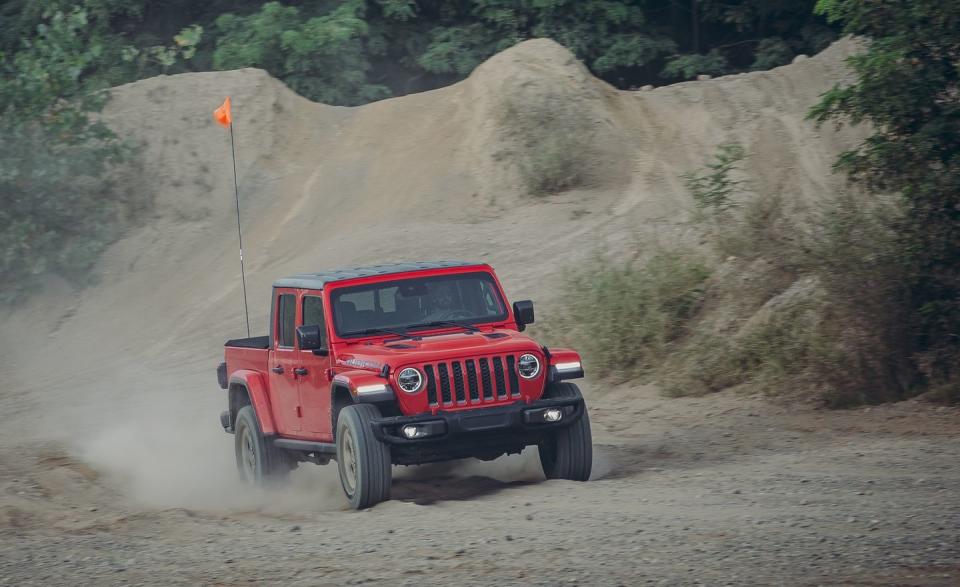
[{"xmin": 1, "ymin": 37, "xmax": 864, "ymax": 504}]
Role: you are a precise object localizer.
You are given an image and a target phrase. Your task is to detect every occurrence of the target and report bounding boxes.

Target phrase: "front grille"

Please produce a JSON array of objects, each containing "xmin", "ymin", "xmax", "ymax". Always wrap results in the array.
[{"xmin": 422, "ymin": 354, "xmax": 524, "ymax": 407}]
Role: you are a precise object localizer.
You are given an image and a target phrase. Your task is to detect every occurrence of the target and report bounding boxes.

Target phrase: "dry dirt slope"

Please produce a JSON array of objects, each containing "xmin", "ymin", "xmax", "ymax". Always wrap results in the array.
[{"xmin": 0, "ymin": 39, "xmax": 957, "ymax": 586}]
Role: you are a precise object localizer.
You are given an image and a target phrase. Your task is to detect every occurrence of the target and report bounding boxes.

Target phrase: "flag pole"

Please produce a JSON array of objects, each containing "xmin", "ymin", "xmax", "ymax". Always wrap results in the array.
[{"xmin": 228, "ymin": 120, "xmax": 251, "ymax": 338}]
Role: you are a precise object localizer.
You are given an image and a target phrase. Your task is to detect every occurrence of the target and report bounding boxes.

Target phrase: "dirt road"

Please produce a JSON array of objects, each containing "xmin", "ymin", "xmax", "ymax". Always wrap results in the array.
[{"xmin": 2, "ymin": 382, "xmax": 957, "ymax": 586}]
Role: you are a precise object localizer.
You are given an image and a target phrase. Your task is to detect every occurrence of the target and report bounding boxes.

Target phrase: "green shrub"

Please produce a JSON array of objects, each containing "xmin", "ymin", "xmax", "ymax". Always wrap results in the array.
[
  {"xmin": 667, "ymin": 293, "xmax": 845, "ymax": 399},
  {"xmin": 497, "ymin": 93, "xmax": 595, "ymax": 196},
  {"xmin": 553, "ymin": 252, "xmax": 710, "ymax": 378},
  {"xmin": 682, "ymin": 143, "xmax": 746, "ymax": 214},
  {"xmin": 556, "ymin": 144, "xmax": 911, "ymax": 406}
]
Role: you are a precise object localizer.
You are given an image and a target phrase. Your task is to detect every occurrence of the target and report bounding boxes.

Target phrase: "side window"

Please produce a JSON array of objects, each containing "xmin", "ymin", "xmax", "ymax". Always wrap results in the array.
[
  {"xmin": 302, "ymin": 296, "xmax": 326, "ymax": 346},
  {"xmin": 277, "ymin": 293, "xmax": 296, "ymax": 348}
]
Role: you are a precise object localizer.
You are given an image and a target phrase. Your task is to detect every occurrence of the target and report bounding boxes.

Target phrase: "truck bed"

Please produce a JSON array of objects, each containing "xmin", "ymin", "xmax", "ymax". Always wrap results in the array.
[
  {"xmin": 224, "ymin": 336, "xmax": 270, "ymax": 378},
  {"xmin": 224, "ymin": 335, "xmax": 269, "ymax": 349}
]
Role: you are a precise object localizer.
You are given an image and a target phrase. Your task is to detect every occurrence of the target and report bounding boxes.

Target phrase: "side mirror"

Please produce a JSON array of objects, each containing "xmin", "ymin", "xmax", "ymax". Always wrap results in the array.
[
  {"xmin": 296, "ymin": 324, "xmax": 327, "ymax": 354},
  {"xmin": 513, "ymin": 300, "xmax": 535, "ymax": 332}
]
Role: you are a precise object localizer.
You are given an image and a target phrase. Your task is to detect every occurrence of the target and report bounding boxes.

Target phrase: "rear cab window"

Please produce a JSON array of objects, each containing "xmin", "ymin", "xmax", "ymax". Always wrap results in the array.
[{"xmin": 276, "ymin": 292, "xmax": 296, "ymax": 348}]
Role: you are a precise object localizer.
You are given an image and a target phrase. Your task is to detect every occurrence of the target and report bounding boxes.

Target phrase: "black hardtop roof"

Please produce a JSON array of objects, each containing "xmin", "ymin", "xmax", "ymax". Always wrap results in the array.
[{"xmin": 272, "ymin": 260, "xmax": 484, "ymax": 290}]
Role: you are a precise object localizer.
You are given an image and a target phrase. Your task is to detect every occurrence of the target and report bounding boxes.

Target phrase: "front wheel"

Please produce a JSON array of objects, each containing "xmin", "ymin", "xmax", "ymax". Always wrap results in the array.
[
  {"xmin": 336, "ymin": 404, "xmax": 392, "ymax": 509},
  {"xmin": 538, "ymin": 383, "xmax": 593, "ymax": 481}
]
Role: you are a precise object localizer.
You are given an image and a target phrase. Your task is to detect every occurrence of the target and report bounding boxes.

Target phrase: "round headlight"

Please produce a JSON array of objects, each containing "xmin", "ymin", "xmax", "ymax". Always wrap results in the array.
[
  {"xmin": 517, "ymin": 354, "xmax": 540, "ymax": 379},
  {"xmin": 397, "ymin": 368, "xmax": 423, "ymax": 393}
]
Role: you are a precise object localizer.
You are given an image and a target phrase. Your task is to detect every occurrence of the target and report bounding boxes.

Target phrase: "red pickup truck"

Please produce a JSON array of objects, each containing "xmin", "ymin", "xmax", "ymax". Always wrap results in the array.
[{"xmin": 217, "ymin": 261, "xmax": 591, "ymax": 508}]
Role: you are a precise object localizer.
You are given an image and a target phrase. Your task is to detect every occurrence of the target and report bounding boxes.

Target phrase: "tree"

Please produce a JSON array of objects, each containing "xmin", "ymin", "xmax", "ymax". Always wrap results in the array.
[
  {"xmin": 213, "ymin": 1, "xmax": 389, "ymax": 105},
  {"xmin": 662, "ymin": 0, "xmax": 836, "ymax": 80},
  {"xmin": 0, "ymin": 8, "xmax": 127, "ymax": 298},
  {"xmin": 810, "ymin": 0, "xmax": 960, "ymax": 389}
]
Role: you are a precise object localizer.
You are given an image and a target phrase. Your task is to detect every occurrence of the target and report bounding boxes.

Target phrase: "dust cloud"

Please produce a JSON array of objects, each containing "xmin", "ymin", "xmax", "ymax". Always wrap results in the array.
[{"xmin": 72, "ymin": 371, "xmax": 546, "ymax": 512}]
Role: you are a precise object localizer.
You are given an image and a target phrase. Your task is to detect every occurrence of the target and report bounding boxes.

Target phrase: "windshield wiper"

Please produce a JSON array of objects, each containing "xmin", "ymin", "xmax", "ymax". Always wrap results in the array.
[
  {"xmin": 406, "ymin": 320, "xmax": 480, "ymax": 333},
  {"xmin": 344, "ymin": 327, "xmax": 416, "ymax": 339}
]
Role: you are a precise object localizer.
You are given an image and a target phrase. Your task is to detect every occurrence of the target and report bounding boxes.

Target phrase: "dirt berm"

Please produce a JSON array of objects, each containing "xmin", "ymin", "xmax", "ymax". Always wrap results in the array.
[{"xmin": 0, "ymin": 39, "xmax": 956, "ymax": 586}]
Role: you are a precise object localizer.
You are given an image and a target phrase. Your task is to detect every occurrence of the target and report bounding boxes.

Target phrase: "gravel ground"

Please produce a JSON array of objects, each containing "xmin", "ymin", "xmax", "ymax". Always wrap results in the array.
[{"xmin": 2, "ymin": 384, "xmax": 957, "ymax": 586}]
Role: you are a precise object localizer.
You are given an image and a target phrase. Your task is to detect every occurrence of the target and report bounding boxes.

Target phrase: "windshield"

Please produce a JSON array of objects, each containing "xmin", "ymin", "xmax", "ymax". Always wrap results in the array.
[{"xmin": 331, "ymin": 272, "xmax": 507, "ymax": 336}]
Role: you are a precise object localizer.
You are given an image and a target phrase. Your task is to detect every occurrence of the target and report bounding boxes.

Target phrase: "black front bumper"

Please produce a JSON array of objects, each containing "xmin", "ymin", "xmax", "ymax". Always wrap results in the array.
[{"xmin": 370, "ymin": 395, "xmax": 585, "ymax": 446}]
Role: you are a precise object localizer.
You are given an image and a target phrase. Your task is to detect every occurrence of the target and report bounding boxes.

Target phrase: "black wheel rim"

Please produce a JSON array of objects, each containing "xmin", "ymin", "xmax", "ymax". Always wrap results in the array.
[
  {"xmin": 240, "ymin": 424, "xmax": 257, "ymax": 481},
  {"xmin": 341, "ymin": 427, "xmax": 358, "ymax": 495}
]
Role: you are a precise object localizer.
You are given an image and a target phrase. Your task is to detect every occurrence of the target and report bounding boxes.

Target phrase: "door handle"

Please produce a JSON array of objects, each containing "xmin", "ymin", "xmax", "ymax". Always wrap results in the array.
[
  {"xmin": 271, "ymin": 366, "xmax": 284, "ymax": 374},
  {"xmin": 293, "ymin": 367, "xmax": 308, "ymax": 376}
]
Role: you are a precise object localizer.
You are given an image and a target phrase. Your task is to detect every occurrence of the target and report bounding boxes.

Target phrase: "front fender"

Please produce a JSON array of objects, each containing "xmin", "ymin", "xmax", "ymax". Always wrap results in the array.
[
  {"xmin": 332, "ymin": 369, "xmax": 395, "ymax": 403},
  {"xmin": 230, "ymin": 370, "xmax": 277, "ymax": 435}
]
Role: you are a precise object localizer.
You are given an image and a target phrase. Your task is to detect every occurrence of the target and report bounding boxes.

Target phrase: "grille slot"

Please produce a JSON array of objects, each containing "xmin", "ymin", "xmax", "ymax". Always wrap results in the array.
[
  {"xmin": 492, "ymin": 357, "xmax": 507, "ymax": 398},
  {"xmin": 451, "ymin": 361, "xmax": 466, "ymax": 403},
  {"xmin": 437, "ymin": 362, "xmax": 452, "ymax": 404},
  {"xmin": 465, "ymin": 360, "xmax": 479, "ymax": 401},
  {"xmin": 479, "ymin": 358, "xmax": 493, "ymax": 399},
  {"xmin": 506, "ymin": 355, "xmax": 521, "ymax": 396},
  {"xmin": 424, "ymin": 364, "xmax": 438, "ymax": 406}
]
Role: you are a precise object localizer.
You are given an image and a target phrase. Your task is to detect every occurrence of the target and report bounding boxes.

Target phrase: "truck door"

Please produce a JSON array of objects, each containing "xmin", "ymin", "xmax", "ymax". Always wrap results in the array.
[
  {"xmin": 269, "ymin": 290, "xmax": 302, "ymax": 433},
  {"xmin": 297, "ymin": 292, "xmax": 333, "ymax": 439}
]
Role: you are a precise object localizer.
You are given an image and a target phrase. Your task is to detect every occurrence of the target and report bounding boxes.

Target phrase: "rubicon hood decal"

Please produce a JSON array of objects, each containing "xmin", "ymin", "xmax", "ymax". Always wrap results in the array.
[{"xmin": 337, "ymin": 357, "xmax": 383, "ymax": 370}]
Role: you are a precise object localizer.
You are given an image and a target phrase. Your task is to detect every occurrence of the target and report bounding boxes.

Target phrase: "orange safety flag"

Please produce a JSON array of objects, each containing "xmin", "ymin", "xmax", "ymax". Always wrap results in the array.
[{"xmin": 213, "ymin": 97, "xmax": 232, "ymax": 128}]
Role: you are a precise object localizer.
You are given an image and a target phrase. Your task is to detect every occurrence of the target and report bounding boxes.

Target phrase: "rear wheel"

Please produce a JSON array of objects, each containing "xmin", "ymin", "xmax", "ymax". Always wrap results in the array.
[
  {"xmin": 234, "ymin": 405, "xmax": 290, "ymax": 485},
  {"xmin": 336, "ymin": 404, "xmax": 392, "ymax": 509},
  {"xmin": 538, "ymin": 382, "xmax": 593, "ymax": 481}
]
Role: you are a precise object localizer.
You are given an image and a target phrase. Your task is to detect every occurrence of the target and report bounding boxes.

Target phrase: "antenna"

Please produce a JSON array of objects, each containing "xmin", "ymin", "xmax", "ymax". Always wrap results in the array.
[
  {"xmin": 229, "ymin": 122, "xmax": 251, "ymax": 338},
  {"xmin": 215, "ymin": 96, "xmax": 251, "ymax": 337}
]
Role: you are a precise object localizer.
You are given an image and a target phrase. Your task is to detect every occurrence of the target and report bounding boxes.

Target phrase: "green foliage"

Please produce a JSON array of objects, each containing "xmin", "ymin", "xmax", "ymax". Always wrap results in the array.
[
  {"xmin": 662, "ymin": 50, "xmax": 728, "ymax": 79},
  {"xmin": 682, "ymin": 143, "xmax": 747, "ymax": 213},
  {"xmin": 553, "ymin": 252, "xmax": 710, "ymax": 379},
  {"xmin": 751, "ymin": 37, "xmax": 793, "ymax": 70},
  {"xmin": 213, "ymin": 1, "xmax": 389, "ymax": 105},
  {"xmin": 121, "ymin": 24, "xmax": 202, "ymax": 76},
  {"xmin": 0, "ymin": 7, "xmax": 149, "ymax": 301},
  {"xmin": 810, "ymin": 0, "xmax": 960, "ymax": 393},
  {"xmin": 660, "ymin": 0, "xmax": 835, "ymax": 80}
]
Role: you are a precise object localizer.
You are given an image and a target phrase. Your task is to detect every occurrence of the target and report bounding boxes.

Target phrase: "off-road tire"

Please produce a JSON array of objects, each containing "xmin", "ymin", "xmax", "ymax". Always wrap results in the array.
[
  {"xmin": 538, "ymin": 382, "xmax": 593, "ymax": 481},
  {"xmin": 336, "ymin": 404, "xmax": 392, "ymax": 509},
  {"xmin": 234, "ymin": 405, "xmax": 291, "ymax": 485}
]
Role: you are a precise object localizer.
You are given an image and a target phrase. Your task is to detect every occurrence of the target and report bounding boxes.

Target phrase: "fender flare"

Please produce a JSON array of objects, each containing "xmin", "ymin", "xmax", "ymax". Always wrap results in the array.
[
  {"xmin": 331, "ymin": 369, "xmax": 395, "ymax": 403},
  {"xmin": 229, "ymin": 370, "xmax": 277, "ymax": 435},
  {"xmin": 544, "ymin": 347, "xmax": 585, "ymax": 382}
]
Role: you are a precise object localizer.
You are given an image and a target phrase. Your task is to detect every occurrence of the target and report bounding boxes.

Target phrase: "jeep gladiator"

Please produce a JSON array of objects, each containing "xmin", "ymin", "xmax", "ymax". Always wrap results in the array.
[{"xmin": 217, "ymin": 261, "xmax": 591, "ymax": 508}]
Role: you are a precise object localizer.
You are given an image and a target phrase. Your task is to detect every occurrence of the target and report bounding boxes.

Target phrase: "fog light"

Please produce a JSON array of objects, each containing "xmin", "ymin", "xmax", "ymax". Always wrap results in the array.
[
  {"xmin": 543, "ymin": 408, "xmax": 563, "ymax": 423},
  {"xmin": 402, "ymin": 425, "xmax": 422, "ymax": 439}
]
